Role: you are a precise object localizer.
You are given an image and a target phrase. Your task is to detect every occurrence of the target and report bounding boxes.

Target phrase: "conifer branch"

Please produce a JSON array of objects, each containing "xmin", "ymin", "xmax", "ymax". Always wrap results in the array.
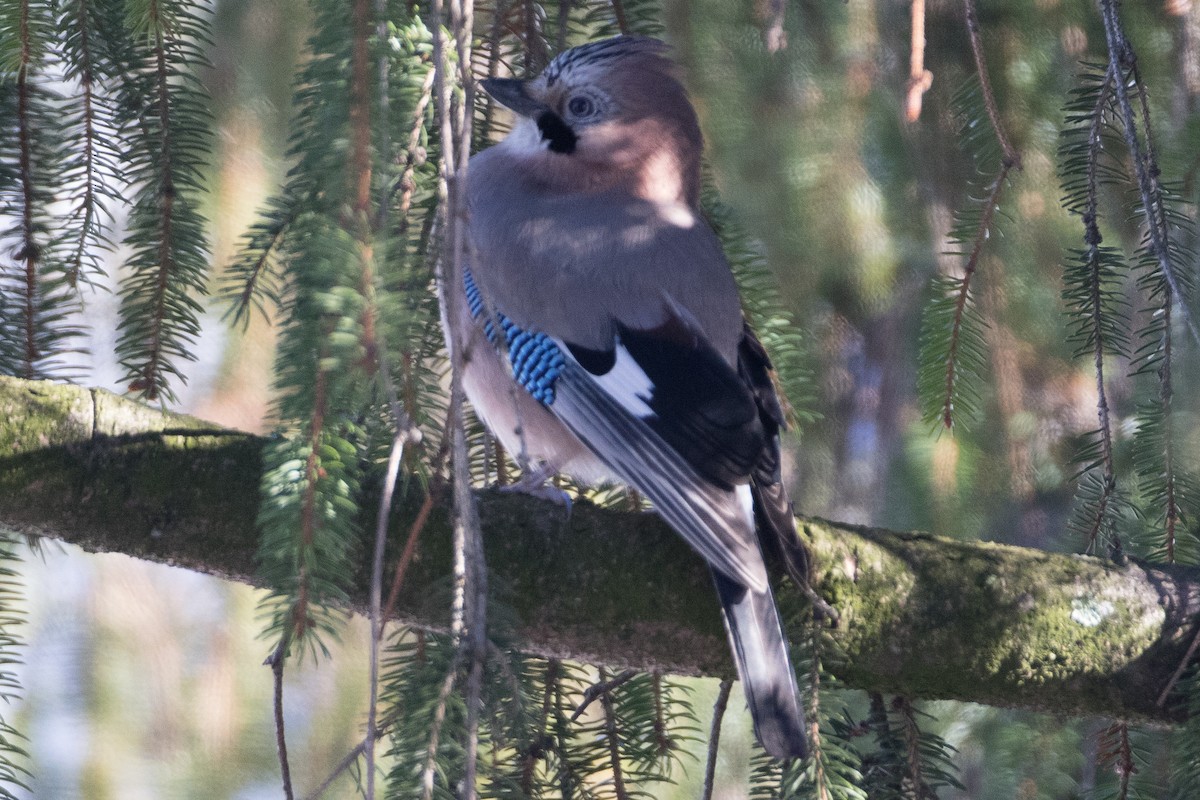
[
  {"xmin": 1099, "ymin": 722, "xmax": 1135, "ymax": 800},
  {"xmin": 143, "ymin": 0, "xmax": 179, "ymax": 400},
  {"xmin": 295, "ymin": 359, "xmax": 330, "ymax": 643},
  {"xmin": 897, "ymin": 698, "xmax": 937, "ymax": 800},
  {"xmin": 962, "ymin": 0, "xmax": 1020, "ymax": 169},
  {"xmin": 16, "ymin": 0, "xmax": 38, "ymax": 379},
  {"xmin": 599, "ymin": 667, "xmax": 631, "ymax": 800},
  {"xmin": 937, "ymin": 163, "xmax": 1010, "ymax": 430},
  {"xmin": 1075, "ymin": 67, "xmax": 1122, "ymax": 553},
  {"xmin": 1098, "ymin": 0, "xmax": 1200, "ymax": 347},
  {"xmin": 63, "ymin": 0, "xmax": 108, "ymax": 291}
]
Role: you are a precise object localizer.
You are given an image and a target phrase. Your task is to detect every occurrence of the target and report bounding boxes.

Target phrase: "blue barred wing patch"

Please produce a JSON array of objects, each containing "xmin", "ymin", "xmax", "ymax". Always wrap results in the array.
[{"xmin": 464, "ymin": 267, "xmax": 566, "ymax": 405}]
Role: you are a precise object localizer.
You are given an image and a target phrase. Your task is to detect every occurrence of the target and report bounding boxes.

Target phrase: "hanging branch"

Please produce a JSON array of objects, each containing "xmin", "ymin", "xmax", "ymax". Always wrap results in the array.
[
  {"xmin": 267, "ymin": 639, "xmax": 297, "ymax": 800},
  {"xmin": 387, "ymin": 67, "xmax": 436, "ymax": 229},
  {"xmin": 1098, "ymin": 0, "xmax": 1200, "ymax": 348},
  {"xmin": 116, "ymin": 0, "xmax": 212, "ymax": 402},
  {"xmin": 1060, "ymin": 65, "xmax": 1129, "ymax": 554},
  {"xmin": 420, "ymin": 646, "xmax": 466, "ymax": 800},
  {"xmin": 803, "ymin": 627, "xmax": 831, "ymax": 799},
  {"xmin": 933, "ymin": 165, "xmax": 1011, "ymax": 431},
  {"xmin": 896, "ymin": 698, "xmax": 938, "ymax": 800},
  {"xmin": 1094, "ymin": 0, "xmax": 1198, "ymax": 564},
  {"xmin": 61, "ymin": 0, "xmax": 113, "ymax": 291},
  {"xmin": 518, "ymin": 659, "xmax": 559, "ymax": 794},
  {"xmin": 1098, "ymin": 722, "xmax": 1136, "ymax": 800},
  {"xmin": 15, "ymin": 0, "xmax": 40, "ymax": 379},
  {"xmin": 1080, "ymin": 70, "xmax": 1118, "ymax": 553},
  {"xmin": 962, "ymin": 0, "xmax": 1020, "ymax": 169},
  {"xmin": 431, "ymin": 0, "xmax": 485, "ymax": 793},
  {"xmin": 344, "ymin": 0, "xmax": 389, "ymax": 793},
  {"xmin": 555, "ymin": 0, "xmax": 572, "ymax": 52},
  {"xmin": 918, "ymin": 2, "xmax": 1022, "ymax": 431}
]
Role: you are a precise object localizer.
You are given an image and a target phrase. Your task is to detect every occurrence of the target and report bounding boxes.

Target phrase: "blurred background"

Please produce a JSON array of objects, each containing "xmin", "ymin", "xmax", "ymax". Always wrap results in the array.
[{"xmin": 7, "ymin": 0, "xmax": 1200, "ymax": 797}]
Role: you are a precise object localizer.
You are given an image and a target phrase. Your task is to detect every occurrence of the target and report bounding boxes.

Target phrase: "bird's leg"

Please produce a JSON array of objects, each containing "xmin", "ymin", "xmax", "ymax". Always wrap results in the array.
[{"xmin": 500, "ymin": 462, "xmax": 573, "ymax": 510}]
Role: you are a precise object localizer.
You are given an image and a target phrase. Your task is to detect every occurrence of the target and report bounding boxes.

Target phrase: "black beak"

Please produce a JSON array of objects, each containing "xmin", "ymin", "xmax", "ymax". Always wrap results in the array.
[{"xmin": 480, "ymin": 78, "xmax": 549, "ymax": 118}]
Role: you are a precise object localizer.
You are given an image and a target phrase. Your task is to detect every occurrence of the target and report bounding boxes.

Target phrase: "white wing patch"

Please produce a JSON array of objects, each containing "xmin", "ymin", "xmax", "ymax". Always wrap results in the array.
[{"xmin": 587, "ymin": 340, "xmax": 656, "ymax": 418}]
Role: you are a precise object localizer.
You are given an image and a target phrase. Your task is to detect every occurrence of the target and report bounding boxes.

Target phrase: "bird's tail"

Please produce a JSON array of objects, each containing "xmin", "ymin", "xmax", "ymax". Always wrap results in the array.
[{"xmin": 712, "ymin": 568, "xmax": 808, "ymax": 759}]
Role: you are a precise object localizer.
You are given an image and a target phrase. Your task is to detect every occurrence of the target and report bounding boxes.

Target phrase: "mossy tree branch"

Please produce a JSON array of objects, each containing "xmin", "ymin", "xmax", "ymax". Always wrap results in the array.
[{"xmin": 1, "ymin": 376, "xmax": 1197, "ymax": 725}]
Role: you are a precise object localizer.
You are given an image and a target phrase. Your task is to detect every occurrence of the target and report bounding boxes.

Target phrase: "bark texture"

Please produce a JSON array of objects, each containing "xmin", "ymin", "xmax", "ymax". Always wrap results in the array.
[{"xmin": 1, "ymin": 376, "xmax": 1197, "ymax": 723}]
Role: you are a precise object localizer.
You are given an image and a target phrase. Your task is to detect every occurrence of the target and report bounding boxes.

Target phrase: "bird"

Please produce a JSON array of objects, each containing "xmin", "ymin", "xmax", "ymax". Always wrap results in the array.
[{"xmin": 443, "ymin": 35, "xmax": 808, "ymax": 759}]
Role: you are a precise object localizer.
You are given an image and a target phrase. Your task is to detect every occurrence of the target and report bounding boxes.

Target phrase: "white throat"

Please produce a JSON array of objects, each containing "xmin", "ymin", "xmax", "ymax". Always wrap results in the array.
[{"xmin": 501, "ymin": 116, "xmax": 550, "ymax": 155}]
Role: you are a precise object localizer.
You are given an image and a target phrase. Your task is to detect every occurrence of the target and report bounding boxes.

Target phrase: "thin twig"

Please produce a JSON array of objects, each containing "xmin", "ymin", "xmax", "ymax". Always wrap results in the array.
[
  {"xmin": 433, "ymin": 0, "xmax": 484, "ymax": 795},
  {"xmin": 382, "ymin": 67, "xmax": 437, "ymax": 233},
  {"xmin": 304, "ymin": 705, "xmax": 412, "ymax": 800},
  {"xmin": 421, "ymin": 650, "xmax": 465, "ymax": 800},
  {"xmin": 380, "ymin": 478, "xmax": 446, "ymax": 624},
  {"xmin": 938, "ymin": 0, "xmax": 1021, "ymax": 430},
  {"xmin": 1104, "ymin": 722, "xmax": 1134, "ymax": 800},
  {"xmin": 571, "ymin": 668, "xmax": 638, "ymax": 721},
  {"xmin": 610, "ymin": 0, "xmax": 630, "ymax": 35},
  {"xmin": 266, "ymin": 639, "xmax": 296, "ymax": 800},
  {"xmin": 347, "ymin": 0, "xmax": 385, "ymax": 790},
  {"xmin": 1157, "ymin": 622, "xmax": 1200, "ymax": 707},
  {"xmin": 700, "ymin": 679, "xmax": 732, "ymax": 800},
  {"xmin": 961, "ymin": 0, "xmax": 1021, "ymax": 168},
  {"xmin": 555, "ymin": 0, "xmax": 572, "ymax": 52},
  {"xmin": 905, "ymin": 0, "xmax": 932, "ymax": 122},
  {"xmin": 651, "ymin": 670, "xmax": 669, "ymax": 754},
  {"xmin": 304, "ymin": 740, "xmax": 366, "ymax": 800},
  {"xmin": 16, "ymin": 0, "xmax": 40, "ymax": 378},
  {"xmin": 366, "ymin": 431, "xmax": 407, "ymax": 797}
]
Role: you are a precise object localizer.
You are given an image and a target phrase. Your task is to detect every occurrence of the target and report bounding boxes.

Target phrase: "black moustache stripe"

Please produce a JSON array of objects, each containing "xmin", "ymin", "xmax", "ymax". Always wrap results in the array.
[{"xmin": 537, "ymin": 111, "xmax": 577, "ymax": 154}]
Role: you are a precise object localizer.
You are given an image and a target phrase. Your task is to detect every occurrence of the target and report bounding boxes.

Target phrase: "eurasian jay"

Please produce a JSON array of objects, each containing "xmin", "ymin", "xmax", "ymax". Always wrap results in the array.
[{"xmin": 444, "ymin": 35, "xmax": 808, "ymax": 760}]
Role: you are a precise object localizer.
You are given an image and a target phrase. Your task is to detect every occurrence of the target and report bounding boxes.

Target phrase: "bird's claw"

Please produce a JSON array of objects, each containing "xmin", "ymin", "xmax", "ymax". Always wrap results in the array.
[{"xmin": 499, "ymin": 466, "xmax": 573, "ymax": 512}]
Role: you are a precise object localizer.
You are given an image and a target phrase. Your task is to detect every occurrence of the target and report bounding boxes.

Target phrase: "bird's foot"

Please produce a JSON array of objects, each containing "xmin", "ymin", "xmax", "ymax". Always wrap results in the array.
[{"xmin": 500, "ymin": 465, "xmax": 573, "ymax": 511}]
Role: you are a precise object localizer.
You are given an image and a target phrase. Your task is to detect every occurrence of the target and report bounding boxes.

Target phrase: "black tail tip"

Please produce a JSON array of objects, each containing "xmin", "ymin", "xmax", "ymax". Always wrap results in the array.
[{"xmin": 754, "ymin": 713, "xmax": 809, "ymax": 760}]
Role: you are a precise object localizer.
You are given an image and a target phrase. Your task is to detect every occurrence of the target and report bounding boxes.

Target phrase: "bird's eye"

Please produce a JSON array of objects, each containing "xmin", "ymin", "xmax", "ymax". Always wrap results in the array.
[{"xmin": 567, "ymin": 95, "xmax": 596, "ymax": 118}]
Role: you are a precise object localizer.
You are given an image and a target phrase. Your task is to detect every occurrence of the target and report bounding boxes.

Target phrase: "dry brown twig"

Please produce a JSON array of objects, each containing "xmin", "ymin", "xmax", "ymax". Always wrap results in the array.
[{"xmin": 905, "ymin": 0, "xmax": 933, "ymax": 122}]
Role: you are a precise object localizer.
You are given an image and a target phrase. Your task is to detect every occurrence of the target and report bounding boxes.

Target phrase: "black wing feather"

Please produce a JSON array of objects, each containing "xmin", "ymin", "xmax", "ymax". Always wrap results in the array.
[
  {"xmin": 737, "ymin": 324, "xmax": 809, "ymax": 584},
  {"xmin": 614, "ymin": 316, "xmax": 765, "ymax": 490}
]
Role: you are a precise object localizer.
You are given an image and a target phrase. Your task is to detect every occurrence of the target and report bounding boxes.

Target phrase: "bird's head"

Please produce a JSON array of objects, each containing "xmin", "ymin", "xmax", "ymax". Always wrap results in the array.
[{"xmin": 481, "ymin": 36, "xmax": 703, "ymax": 206}]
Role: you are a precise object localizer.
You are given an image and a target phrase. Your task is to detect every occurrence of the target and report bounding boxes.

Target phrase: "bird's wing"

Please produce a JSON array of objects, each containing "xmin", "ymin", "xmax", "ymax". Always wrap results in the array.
[
  {"xmin": 465, "ymin": 178, "xmax": 772, "ymax": 589},
  {"xmin": 461, "ymin": 270, "xmax": 771, "ymax": 592},
  {"xmin": 738, "ymin": 324, "xmax": 811, "ymax": 590},
  {"xmin": 549, "ymin": 310, "xmax": 769, "ymax": 592}
]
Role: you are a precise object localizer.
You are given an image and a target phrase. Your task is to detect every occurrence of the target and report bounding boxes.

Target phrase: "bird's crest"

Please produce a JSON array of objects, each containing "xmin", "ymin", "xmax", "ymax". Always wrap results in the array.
[{"xmin": 542, "ymin": 36, "xmax": 672, "ymax": 87}]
